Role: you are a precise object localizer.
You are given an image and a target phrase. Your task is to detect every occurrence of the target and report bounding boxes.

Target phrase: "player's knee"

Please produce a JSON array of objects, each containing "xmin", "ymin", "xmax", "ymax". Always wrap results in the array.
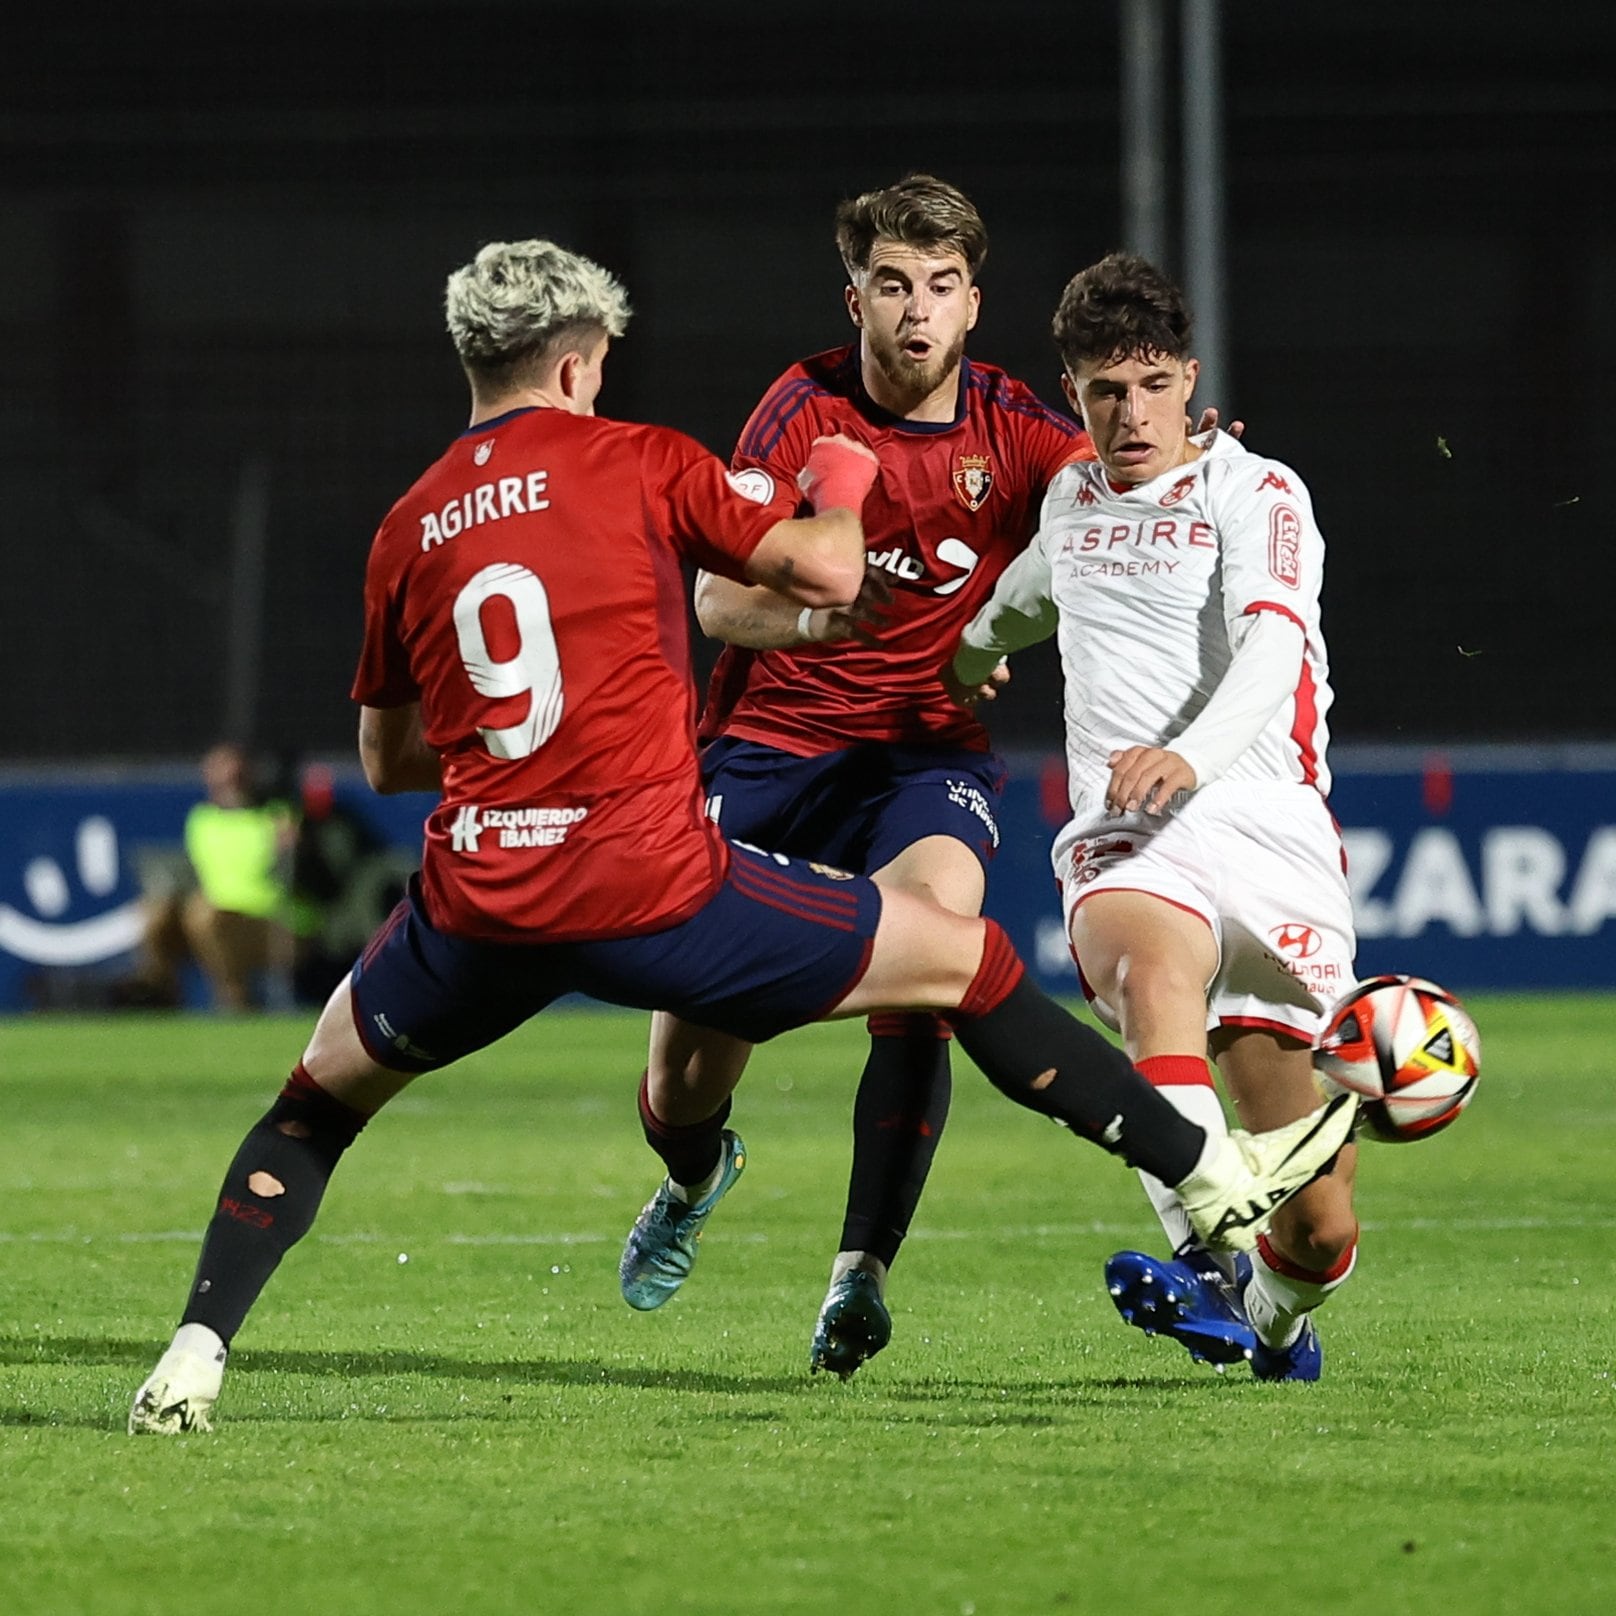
[
  {"xmin": 866, "ymin": 893, "xmax": 981, "ymax": 1011},
  {"xmin": 1271, "ymin": 1183, "xmax": 1357, "ymax": 1269},
  {"xmin": 1113, "ymin": 955, "xmax": 1204, "ymax": 1022}
]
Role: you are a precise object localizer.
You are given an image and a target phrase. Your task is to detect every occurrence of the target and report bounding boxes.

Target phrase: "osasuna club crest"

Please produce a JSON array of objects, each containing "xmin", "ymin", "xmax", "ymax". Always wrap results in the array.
[{"xmin": 952, "ymin": 453, "xmax": 994, "ymax": 512}]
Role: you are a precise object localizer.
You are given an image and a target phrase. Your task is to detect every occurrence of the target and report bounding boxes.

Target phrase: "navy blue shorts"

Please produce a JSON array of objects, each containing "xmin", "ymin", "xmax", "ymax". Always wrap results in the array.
[
  {"xmin": 701, "ymin": 737, "xmax": 1006, "ymax": 877},
  {"xmin": 347, "ymin": 846, "xmax": 882, "ymax": 1073}
]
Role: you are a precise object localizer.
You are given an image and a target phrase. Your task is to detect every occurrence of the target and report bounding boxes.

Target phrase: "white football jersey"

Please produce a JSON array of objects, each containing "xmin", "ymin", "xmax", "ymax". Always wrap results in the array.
[{"xmin": 962, "ymin": 432, "xmax": 1334, "ymax": 813}]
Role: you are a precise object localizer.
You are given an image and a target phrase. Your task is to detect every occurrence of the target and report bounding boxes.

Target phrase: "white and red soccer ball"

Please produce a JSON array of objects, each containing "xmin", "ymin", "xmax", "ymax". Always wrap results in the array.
[{"xmin": 1313, "ymin": 974, "xmax": 1481, "ymax": 1144}]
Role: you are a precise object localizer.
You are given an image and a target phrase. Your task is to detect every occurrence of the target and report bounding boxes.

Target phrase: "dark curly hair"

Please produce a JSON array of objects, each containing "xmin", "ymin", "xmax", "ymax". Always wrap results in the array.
[
  {"xmin": 1051, "ymin": 252, "xmax": 1193, "ymax": 371},
  {"xmin": 834, "ymin": 173, "xmax": 989, "ymax": 280}
]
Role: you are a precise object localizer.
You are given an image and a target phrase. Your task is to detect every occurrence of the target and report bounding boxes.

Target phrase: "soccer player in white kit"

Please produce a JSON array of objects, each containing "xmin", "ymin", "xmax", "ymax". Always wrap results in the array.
[{"xmin": 947, "ymin": 252, "xmax": 1359, "ymax": 1380}]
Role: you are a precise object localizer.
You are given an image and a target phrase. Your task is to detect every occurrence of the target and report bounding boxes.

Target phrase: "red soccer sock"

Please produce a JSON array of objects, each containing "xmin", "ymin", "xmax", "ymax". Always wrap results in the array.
[{"xmin": 1247, "ymin": 1230, "xmax": 1360, "ymax": 1346}]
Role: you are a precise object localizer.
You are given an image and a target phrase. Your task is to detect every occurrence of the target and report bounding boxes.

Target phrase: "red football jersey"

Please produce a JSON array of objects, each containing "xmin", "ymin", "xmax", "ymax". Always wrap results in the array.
[
  {"xmin": 699, "ymin": 346, "xmax": 1092, "ymax": 753},
  {"xmin": 352, "ymin": 406, "xmax": 792, "ymax": 943}
]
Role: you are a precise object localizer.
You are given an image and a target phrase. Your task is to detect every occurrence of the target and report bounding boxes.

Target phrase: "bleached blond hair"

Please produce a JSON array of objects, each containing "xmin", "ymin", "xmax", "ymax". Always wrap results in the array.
[{"xmin": 444, "ymin": 239, "xmax": 631, "ymax": 386}]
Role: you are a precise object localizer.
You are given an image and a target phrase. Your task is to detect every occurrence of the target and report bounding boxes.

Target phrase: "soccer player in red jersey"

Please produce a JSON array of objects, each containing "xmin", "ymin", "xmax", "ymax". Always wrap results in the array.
[
  {"xmin": 623, "ymin": 176, "xmax": 1095, "ymax": 1376},
  {"xmin": 128, "ymin": 238, "xmax": 1351, "ymax": 1435}
]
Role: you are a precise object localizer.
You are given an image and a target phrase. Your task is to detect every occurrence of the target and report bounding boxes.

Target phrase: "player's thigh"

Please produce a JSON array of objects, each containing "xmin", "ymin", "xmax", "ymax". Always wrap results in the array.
[
  {"xmin": 702, "ymin": 737, "xmax": 863, "ymax": 866},
  {"xmin": 863, "ymin": 748, "xmax": 1003, "ymax": 913},
  {"xmin": 1206, "ymin": 785, "xmax": 1356, "ymax": 1032},
  {"xmin": 870, "ymin": 833, "xmax": 985, "ymax": 916},
  {"xmin": 342, "ymin": 883, "xmax": 555, "ymax": 1095},
  {"xmin": 830, "ymin": 887, "xmax": 983, "ymax": 1019},
  {"xmin": 301, "ymin": 972, "xmax": 420, "ymax": 1114},
  {"xmin": 1069, "ymin": 889, "xmax": 1219, "ymax": 1013},
  {"xmin": 568, "ymin": 845, "xmax": 883, "ymax": 1043}
]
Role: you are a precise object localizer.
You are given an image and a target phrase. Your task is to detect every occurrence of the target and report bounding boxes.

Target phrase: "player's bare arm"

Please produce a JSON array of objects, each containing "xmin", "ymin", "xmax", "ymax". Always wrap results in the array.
[
  {"xmin": 694, "ymin": 565, "xmax": 893, "ymax": 650},
  {"xmin": 737, "ymin": 434, "xmax": 880, "ymax": 611},
  {"xmin": 358, "ymin": 703, "xmax": 442, "ymax": 795},
  {"xmin": 743, "ymin": 509, "xmax": 866, "ymax": 610}
]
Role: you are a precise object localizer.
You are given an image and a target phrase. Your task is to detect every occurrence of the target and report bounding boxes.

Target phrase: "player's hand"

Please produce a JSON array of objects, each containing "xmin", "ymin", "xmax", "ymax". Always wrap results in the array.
[
  {"xmin": 942, "ymin": 658, "xmax": 1011, "ymax": 709},
  {"xmin": 801, "ymin": 567, "xmax": 895, "ymax": 646},
  {"xmin": 1193, "ymin": 406, "xmax": 1245, "ymax": 441},
  {"xmin": 798, "ymin": 434, "xmax": 880, "ymax": 514},
  {"xmin": 1105, "ymin": 746, "xmax": 1197, "ymax": 816}
]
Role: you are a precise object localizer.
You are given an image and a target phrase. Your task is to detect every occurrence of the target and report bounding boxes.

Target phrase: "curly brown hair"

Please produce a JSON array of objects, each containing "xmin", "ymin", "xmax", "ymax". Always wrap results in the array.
[
  {"xmin": 834, "ymin": 174, "xmax": 989, "ymax": 280},
  {"xmin": 1051, "ymin": 252, "xmax": 1193, "ymax": 372}
]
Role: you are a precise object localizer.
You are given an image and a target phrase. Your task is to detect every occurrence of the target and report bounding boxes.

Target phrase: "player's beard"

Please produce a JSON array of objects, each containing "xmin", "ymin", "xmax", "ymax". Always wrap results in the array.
[{"xmin": 868, "ymin": 326, "xmax": 968, "ymax": 410}]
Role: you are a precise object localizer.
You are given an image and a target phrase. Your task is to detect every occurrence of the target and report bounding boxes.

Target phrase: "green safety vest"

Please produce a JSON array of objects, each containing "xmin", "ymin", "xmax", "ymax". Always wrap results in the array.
[{"xmin": 183, "ymin": 802, "xmax": 290, "ymax": 919}]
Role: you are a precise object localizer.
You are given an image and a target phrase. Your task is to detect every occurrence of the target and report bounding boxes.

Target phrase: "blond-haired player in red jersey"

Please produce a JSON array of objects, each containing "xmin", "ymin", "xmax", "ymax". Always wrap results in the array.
[
  {"xmin": 949, "ymin": 253, "xmax": 1360, "ymax": 1382},
  {"xmin": 128, "ymin": 236, "xmax": 1356, "ymax": 1434}
]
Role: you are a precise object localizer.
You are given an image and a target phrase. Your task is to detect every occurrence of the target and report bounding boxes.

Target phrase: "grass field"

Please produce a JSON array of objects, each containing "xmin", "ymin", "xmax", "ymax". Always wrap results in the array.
[{"xmin": 1, "ymin": 998, "xmax": 1612, "ymax": 1616}]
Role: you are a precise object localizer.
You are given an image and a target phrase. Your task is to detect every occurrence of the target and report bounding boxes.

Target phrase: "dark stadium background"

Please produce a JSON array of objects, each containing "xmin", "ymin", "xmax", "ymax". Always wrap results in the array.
[{"xmin": 5, "ymin": 0, "xmax": 1611, "ymax": 760}]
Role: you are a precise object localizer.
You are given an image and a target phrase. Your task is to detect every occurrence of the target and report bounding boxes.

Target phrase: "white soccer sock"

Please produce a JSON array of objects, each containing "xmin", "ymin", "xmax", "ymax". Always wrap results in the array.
[
  {"xmin": 669, "ymin": 1156, "xmax": 726, "ymax": 1205},
  {"xmin": 170, "ymin": 1322, "xmax": 228, "ymax": 1364},
  {"xmin": 1245, "ymin": 1234, "xmax": 1358, "ymax": 1348},
  {"xmin": 1135, "ymin": 1056, "xmax": 1231, "ymax": 1275}
]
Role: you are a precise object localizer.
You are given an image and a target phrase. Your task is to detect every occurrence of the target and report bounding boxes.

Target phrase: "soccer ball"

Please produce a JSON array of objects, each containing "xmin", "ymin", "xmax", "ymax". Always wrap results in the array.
[{"xmin": 1313, "ymin": 974, "xmax": 1481, "ymax": 1144}]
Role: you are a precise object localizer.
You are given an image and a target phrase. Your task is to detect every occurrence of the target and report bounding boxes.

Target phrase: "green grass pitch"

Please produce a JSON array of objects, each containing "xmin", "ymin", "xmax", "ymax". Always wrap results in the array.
[{"xmin": 1, "ymin": 998, "xmax": 1612, "ymax": 1615}]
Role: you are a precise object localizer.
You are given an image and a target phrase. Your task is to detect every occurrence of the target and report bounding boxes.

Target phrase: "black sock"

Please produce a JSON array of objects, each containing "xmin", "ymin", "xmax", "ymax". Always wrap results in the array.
[
  {"xmin": 638, "ymin": 1071, "xmax": 731, "ymax": 1188},
  {"xmin": 180, "ymin": 1066, "xmax": 369, "ymax": 1345},
  {"xmin": 839, "ymin": 1014, "xmax": 952, "ymax": 1267},
  {"xmin": 952, "ymin": 973, "xmax": 1205, "ymax": 1186}
]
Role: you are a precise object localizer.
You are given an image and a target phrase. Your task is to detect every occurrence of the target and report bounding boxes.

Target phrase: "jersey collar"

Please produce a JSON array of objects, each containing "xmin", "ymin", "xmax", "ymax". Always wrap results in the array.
[
  {"xmin": 459, "ymin": 405, "xmax": 545, "ymax": 438},
  {"xmin": 852, "ymin": 353, "xmax": 972, "ymax": 435}
]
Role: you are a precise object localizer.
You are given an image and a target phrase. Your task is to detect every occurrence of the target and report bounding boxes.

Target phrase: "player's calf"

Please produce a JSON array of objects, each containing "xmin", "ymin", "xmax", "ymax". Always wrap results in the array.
[
  {"xmin": 1265, "ymin": 1159, "xmax": 1358, "ymax": 1273},
  {"xmin": 935, "ymin": 923, "xmax": 1356, "ymax": 1250},
  {"xmin": 129, "ymin": 1064, "xmax": 371, "ymax": 1434}
]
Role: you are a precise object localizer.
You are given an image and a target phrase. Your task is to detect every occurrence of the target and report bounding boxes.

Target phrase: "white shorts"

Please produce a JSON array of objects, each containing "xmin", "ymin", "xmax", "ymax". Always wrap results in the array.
[{"xmin": 1052, "ymin": 778, "xmax": 1356, "ymax": 1040}]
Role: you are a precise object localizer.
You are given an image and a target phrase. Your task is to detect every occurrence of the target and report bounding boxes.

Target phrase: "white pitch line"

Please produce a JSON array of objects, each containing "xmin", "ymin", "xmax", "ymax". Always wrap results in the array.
[{"xmin": 0, "ymin": 1215, "xmax": 1603, "ymax": 1248}]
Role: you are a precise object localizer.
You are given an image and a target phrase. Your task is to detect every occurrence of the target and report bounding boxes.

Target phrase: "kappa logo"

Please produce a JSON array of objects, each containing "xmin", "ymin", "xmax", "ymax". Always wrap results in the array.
[
  {"xmin": 1258, "ymin": 469, "xmax": 1292, "ymax": 494},
  {"xmin": 473, "ymin": 441, "xmax": 494, "ymax": 466},
  {"xmin": 1270, "ymin": 922, "xmax": 1322, "ymax": 958},
  {"xmin": 1075, "ymin": 483, "xmax": 1098, "ymax": 507},
  {"xmin": 1159, "ymin": 474, "xmax": 1197, "ymax": 508},
  {"xmin": 952, "ymin": 454, "xmax": 994, "ymax": 512}
]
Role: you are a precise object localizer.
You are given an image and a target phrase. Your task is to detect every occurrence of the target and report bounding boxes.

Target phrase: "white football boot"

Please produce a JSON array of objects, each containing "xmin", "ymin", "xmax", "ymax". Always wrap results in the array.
[
  {"xmin": 1174, "ymin": 1091, "xmax": 1357, "ymax": 1253},
  {"xmin": 128, "ymin": 1324, "xmax": 227, "ymax": 1435}
]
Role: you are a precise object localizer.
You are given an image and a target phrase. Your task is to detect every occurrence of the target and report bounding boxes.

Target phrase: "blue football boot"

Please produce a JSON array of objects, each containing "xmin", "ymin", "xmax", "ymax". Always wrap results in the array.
[
  {"xmin": 619, "ymin": 1130, "xmax": 746, "ymax": 1311},
  {"xmin": 1239, "ymin": 1266, "xmax": 1324, "ymax": 1381},
  {"xmin": 1104, "ymin": 1247, "xmax": 1257, "ymax": 1368},
  {"xmin": 809, "ymin": 1270, "xmax": 892, "ymax": 1380}
]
